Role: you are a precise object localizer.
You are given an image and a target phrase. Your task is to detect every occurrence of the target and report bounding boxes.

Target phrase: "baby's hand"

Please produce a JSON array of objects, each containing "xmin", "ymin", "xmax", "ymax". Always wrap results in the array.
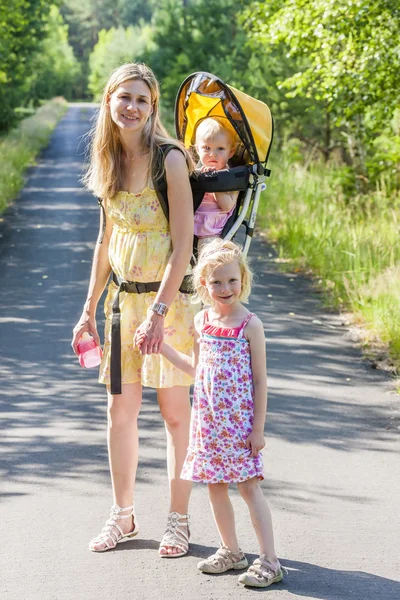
[
  {"xmin": 134, "ymin": 331, "xmax": 147, "ymax": 349},
  {"xmin": 245, "ymin": 430, "xmax": 265, "ymax": 457},
  {"xmin": 200, "ymin": 165, "xmax": 216, "ymax": 174}
]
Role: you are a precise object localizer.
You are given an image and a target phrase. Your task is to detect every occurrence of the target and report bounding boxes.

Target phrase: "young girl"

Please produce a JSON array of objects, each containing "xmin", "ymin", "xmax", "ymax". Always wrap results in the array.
[
  {"xmin": 194, "ymin": 118, "xmax": 239, "ymax": 249},
  {"xmin": 139, "ymin": 238, "xmax": 283, "ymax": 587}
]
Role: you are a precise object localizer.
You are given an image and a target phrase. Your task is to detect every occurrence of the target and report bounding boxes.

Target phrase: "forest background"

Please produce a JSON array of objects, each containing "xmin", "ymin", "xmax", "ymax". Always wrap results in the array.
[{"xmin": 1, "ymin": 0, "xmax": 399, "ymax": 374}]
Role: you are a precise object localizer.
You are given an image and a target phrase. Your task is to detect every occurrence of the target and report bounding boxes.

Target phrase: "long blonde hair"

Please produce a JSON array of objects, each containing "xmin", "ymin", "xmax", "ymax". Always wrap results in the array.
[
  {"xmin": 192, "ymin": 239, "xmax": 253, "ymax": 305},
  {"xmin": 82, "ymin": 63, "xmax": 193, "ymax": 199}
]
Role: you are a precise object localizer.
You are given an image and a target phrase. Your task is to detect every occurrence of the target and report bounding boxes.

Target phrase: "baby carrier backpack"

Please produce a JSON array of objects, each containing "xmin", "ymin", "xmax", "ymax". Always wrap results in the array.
[{"xmin": 100, "ymin": 72, "xmax": 273, "ymax": 394}]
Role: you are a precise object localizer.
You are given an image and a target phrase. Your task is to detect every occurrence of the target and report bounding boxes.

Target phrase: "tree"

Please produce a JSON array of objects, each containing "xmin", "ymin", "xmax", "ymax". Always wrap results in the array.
[
  {"xmin": 60, "ymin": 0, "xmax": 156, "ymax": 95},
  {"xmin": 0, "ymin": 0, "xmax": 54, "ymax": 130},
  {"xmin": 88, "ymin": 25, "xmax": 154, "ymax": 100},
  {"xmin": 146, "ymin": 0, "xmax": 255, "ymax": 108},
  {"xmin": 246, "ymin": 0, "xmax": 400, "ymax": 182},
  {"xmin": 28, "ymin": 6, "xmax": 81, "ymax": 102}
]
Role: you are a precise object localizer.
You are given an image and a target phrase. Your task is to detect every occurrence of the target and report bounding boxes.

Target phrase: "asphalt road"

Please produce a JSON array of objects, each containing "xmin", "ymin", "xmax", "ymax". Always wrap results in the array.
[{"xmin": 0, "ymin": 105, "xmax": 399, "ymax": 600}]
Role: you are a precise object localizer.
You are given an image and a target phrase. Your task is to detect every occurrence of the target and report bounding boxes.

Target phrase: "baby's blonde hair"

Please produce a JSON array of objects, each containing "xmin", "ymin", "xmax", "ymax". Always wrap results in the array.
[
  {"xmin": 192, "ymin": 239, "xmax": 253, "ymax": 305},
  {"xmin": 195, "ymin": 117, "xmax": 237, "ymax": 148}
]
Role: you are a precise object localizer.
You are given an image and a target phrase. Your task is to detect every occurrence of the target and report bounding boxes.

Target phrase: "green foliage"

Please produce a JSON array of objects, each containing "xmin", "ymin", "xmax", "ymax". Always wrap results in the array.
[
  {"xmin": 61, "ymin": 0, "xmax": 155, "ymax": 59},
  {"xmin": 258, "ymin": 153, "xmax": 400, "ymax": 369},
  {"xmin": 28, "ymin": 6, "xmax": 81, "ymax": 102},
  {"xmin": 0, "ymin": 98, "xmax": 68, "ymax": 213},
  {"xmin": 88, "ymin": 25, "xmax": 154, "ymax": 100},
  {"xmin": 60, "ymin": 0, "xmax": 156, "ymax": 95},
  {"xmin": 244, "ymin": 0, "xmax": 400, "ymax": 368},
  {"xmin": 0, "ymin": 0, "xmax": 54, "ymax": 130},
  {"xmin": 246, "ymin": 0, "xmax": 400, "ymax": 190},
  {"xmin": 368, "ymin": 110, "xmax": 400, "ymax": 190},
  {"xmin": 249, "ymin": 0, "xmax": 400, "ymax": 126},
  {"xmin": 144, "ymin": 0, "xmax": 253, "ymax": 107},
  {"xmin": 358, "ymin": 266, "xmax": 400, "ymax": 364}
]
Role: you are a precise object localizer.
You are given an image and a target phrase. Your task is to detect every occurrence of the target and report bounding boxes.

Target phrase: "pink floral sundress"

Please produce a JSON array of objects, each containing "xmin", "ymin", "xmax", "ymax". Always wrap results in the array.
[{"xmin": 181, "ymin": 311, "xmax": 264, "ymax": 484}]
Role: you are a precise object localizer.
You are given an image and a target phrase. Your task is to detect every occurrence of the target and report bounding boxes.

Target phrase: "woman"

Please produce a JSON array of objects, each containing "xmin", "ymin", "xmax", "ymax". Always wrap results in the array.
[{"xmin": 71, "ymin": 63, "xmax": 196, "ymax": 556}]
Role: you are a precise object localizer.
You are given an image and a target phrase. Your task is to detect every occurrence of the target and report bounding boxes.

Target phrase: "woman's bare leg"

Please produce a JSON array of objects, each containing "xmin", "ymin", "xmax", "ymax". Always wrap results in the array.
[
  {"xmin": 90, "ymin": 382, "xmax": 142, "ymax": 551},
  {"xmin": 157, "ymin": 385, "xmax": 192, "ymax": 555}
]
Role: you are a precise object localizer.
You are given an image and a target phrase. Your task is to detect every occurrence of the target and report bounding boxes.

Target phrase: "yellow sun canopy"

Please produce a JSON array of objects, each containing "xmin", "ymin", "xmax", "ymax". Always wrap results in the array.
[{"xmin": 175, "ymin": 73, "xmax": 273, "ymax": 164}]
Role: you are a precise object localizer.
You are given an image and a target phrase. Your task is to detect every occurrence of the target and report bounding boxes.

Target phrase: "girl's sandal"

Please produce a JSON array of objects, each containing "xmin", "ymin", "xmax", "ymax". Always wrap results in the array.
[
  {"xmin": 158, "ymin": 511, "xmax": 190, "ymax": 558},
  {"xmin": 238, "ymin": 556, "xmax": 284, "ymax": 587},
  {"xmin": 197, "ymin": 544, "xmax": 248, "ymax": 573},
  {"xmin": 88, "ymin": 503, "xmax": 139, "ymax": 552}
]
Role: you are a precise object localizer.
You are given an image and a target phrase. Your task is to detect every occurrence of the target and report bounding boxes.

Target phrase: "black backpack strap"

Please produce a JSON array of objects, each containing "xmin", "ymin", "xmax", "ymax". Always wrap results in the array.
[
  {"xmin": 153, "ymin": 144, "xmax": 198, "ymax": 266},
  {"xmin": 152, "ymin": 144, "xmax": 180, "ymax": 222}
]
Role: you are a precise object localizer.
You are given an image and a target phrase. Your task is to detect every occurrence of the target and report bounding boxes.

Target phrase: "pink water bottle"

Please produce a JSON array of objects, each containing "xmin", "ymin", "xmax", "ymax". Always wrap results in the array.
[{"xmin": 77, "ymin": 333, "xmax": 103, "ymax": 368}]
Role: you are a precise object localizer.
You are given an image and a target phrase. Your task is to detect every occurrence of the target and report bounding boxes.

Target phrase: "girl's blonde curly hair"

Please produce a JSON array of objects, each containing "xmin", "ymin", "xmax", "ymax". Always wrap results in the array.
[{"xmin": 192, "ymin": 239, "xmax": 253, "ymax": 305}]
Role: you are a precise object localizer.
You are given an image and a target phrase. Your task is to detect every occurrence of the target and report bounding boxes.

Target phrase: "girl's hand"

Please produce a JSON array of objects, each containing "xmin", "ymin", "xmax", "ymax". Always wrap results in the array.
[
  {"xmin": 134, "ymin": 331, "xmax": 147, "ymax": 350},
  {"xmin": 200, "ymin": 165, "xmax": 216, "ymax": 173},
  {"xmin": 71, "ymin": 314, "xmax": 100, "ymax": 355},
  {"xmin": 245, "ymin": 430, "xmax": 265, "ymax": 457},
  {"xmin": 133, "ymin": 313, "xmax": 164, "ymax": 355}
]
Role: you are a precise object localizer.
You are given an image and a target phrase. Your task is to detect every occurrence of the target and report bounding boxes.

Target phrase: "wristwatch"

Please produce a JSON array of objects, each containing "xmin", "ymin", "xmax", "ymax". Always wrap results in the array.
[{"xmin": 150, "ymin": 302, "xmax": 169, "ymax": 317}]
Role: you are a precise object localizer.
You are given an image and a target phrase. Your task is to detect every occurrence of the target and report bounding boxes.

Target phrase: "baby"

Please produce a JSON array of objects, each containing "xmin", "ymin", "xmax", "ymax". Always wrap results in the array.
[{"xmin": 194, "ymin": 118, "xmax": 239, "ymax": 249}]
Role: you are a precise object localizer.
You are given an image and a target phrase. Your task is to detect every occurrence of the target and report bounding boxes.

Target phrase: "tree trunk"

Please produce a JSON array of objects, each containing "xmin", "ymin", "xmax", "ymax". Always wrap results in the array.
[
  {"xmin": 345, "ymin": 115, "xmax": 368, "ymax": 194},
  {"xmin": 324, "ymin": 109, "xmax": 331, "ymax": 162}
]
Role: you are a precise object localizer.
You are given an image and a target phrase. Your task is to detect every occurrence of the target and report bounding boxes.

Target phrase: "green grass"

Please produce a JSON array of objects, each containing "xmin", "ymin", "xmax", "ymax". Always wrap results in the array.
[
  {"xmin": 259, "ymin": 155, "xmax": 400, "ymax": 372},
  {"xmin": 0, "ymin": 97, "xmax": 68, "ymax": 214}
]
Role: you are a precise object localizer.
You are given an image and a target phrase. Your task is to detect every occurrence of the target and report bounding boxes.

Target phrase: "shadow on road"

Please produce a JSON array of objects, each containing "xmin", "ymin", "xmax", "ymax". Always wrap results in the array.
[{"xmin": 276, "ymin": 558, "xmax": 400, "ymax": 600}]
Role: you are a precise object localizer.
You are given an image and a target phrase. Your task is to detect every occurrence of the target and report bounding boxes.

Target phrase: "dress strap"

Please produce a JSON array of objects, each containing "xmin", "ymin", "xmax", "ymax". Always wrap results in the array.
[
  {"xmin": 202, "ymin": 310, "xmax": 209, "ymax": 328},
  {"xmin": 238, "ymin": 313, "xmax": 254, "ymax": 338}
]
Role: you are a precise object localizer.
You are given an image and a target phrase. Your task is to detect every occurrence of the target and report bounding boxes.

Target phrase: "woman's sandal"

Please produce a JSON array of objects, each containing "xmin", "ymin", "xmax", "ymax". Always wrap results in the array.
[
  {"xmin": 158, "ymin": 511, "xmax": 190, "ymax": 558},
  {"xmin": 88, "ymin": 503, "xmax": 139, "ymax": 552}
]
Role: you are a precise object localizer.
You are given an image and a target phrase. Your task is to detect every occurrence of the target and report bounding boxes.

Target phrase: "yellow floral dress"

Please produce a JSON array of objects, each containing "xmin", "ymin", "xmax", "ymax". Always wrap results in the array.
[{"xmin": 98, "ymin": 187, "xmax": 198, "ymax": 389}]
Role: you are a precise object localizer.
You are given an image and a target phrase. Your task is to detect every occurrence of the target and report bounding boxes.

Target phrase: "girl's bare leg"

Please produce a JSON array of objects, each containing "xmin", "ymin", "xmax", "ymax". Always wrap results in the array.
[
  {"xmin": 238, "ymin": 477, "xmax": 278, "ymax": 565},
  {"xmin": 90, "ymin": 382, "xmax": 142, "ymax": 552},
  {"xmin": 157, "ymin": 385, "xmax": 192, "ymax": 555},
  {"xmin": 208, "ymin": 483, "xmax": 240, "ymax": 552}
]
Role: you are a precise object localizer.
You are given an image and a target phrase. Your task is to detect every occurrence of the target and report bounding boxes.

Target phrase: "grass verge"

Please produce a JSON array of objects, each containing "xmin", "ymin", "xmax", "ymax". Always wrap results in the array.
[
  {"xmin": 259, "ymin": 155, "xmax": 400, "ymax": 374},
  {"xmin": 0, "ymin": 97, "xmax": 68, "ymax": 214}
]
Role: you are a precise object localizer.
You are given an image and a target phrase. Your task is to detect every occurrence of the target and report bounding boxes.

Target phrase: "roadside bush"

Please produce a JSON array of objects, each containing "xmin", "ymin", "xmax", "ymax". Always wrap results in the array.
[
  {"xmin": 259, "ymin": 153, "xmax": 400, "ymax": 370},
  {"xmin": 0, "ymin": 98, "xmax": 68, "ymax": 214}
]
